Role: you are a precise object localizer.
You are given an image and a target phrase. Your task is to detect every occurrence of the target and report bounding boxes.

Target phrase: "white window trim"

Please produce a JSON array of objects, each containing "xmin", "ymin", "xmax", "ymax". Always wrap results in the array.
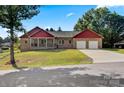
[{"xmin": 58, "ymin": 40, "xmax": 64, "ymax": 45}]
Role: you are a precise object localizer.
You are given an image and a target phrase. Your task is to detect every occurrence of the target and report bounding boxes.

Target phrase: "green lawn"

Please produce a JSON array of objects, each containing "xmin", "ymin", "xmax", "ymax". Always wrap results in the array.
[
  {"xmin": 103, "ymin": 48, "xmax": 124, "ymax": 54},
  {"xmin": 0, "ymin": 49, "xmax": 92, "ymax": 70}
]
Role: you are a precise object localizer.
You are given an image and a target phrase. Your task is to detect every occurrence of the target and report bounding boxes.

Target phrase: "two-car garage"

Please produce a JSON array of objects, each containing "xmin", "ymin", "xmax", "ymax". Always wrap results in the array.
[
  {"xmin": 73, "ymin": 29, "xmax": 103, "ymax": 49},
  {"xmin": 76, "ymin": 41, "xmax": 98, "ymax": 49}
]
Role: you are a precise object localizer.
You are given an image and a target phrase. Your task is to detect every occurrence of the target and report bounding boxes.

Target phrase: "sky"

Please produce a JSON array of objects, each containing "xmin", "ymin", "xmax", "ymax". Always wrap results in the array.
[{"xmin": 0, "ymin": 5, "xmax": 124, "ymax": 38}]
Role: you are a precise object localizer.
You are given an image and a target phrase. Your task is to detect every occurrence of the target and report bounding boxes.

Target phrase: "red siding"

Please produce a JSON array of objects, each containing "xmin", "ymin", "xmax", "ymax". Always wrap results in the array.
[
  {"xmin": 31, "ymin": 30, "xmax": 54, "ymax": 37},
  {"xmin": 20, "ymin": 27, "xmax": 41, "ymax": 38},
  {"xmin": 73, "ymin": 29, "xmax": 103, "ymax": 38},
  {"xmin": 20, "ymin": 27, "xmax": 54, "ymax": 38}
]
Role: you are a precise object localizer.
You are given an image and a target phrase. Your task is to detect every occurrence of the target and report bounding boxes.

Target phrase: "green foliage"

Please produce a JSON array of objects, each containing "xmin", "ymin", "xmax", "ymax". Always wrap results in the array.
[
  {"xmin": 0, "ymin": 36, "xmax": 3, "ymax": 44},
  {"xmin": 57, "ymin": 27, "xmax": 62, "ymax": 31},
  {"xmin": 2, "ymin": 47, "xmax": 9, "ymax": 50},
  {"xmin": 3, "ymin": 37, "xmax": 11, "ymax": 43},
  {"xmin": 3, "ymin": 35, "xmax": 19, "ymax": 43},
  {"xmin": 45, "ymin": 28, "xmax": 49, "ymax": 31},
  {"xmin": 50, "ymin": 28, "xmax": 55, "ymax": 31},
  {"xmin": 0, "ymin": 5, "xmax": 40, "ymax": 65},
  {"xmin": 0, "ymin": 5, "xmax": 40, "ymax": 33},
  {"xmin": 74, "ymin": 7, "xmax": 124, "ymax": 48}
]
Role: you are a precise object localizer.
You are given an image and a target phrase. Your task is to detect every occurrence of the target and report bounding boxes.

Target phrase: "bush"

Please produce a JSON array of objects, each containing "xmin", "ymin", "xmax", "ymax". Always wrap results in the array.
[{"xmin": 2, "ymin": 47, "xmax": 9, "ymax": 50}]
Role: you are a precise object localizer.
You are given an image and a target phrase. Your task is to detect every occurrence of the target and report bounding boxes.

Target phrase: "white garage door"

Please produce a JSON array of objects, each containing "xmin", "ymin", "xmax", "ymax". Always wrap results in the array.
[
  {"xmin": 89, "ymin": 41, "xmax": 98, "ymax": 49},
  {"xmin": 76, "ymin": 41, "xmax": 86, "ymax": 49}
]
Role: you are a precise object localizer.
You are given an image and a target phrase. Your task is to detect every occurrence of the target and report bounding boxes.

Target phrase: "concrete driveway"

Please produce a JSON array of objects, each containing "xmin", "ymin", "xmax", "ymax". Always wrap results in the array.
[{"xmin": 79, "ymin": 49, "xmax": 124, "ymax": 63}]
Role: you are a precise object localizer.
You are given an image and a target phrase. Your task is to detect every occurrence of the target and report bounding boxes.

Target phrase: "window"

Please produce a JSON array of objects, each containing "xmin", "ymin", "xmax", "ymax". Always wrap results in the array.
[
  {"xmin": 31, "ymin": 39, "xmax": 38, "ymax": 47},
  {"xmin": 58, "ymin": 40, "xmax": 64, "ymax": 45},
  {"xmin": 58, "ymin": 40, "xmax": 62, "ymax": 45},
  {"xmin": 62, "ymin": 40, "xmax": 64, "ymax": 44},
  {"xmin": 47, "ymin": 39, "xmax": 53, "ymax": 47},
  {"xmin": 34, "ymin": 39, "xmax": 38, "ymax": 47},
  {"xmin": 69, "ymin": 40, "xmax": 71, "ymax": 44},
  {"xmin": 25, "ymin": 40, "xmax": 27, "ymax": 44},
  {"xmin": 41, "ymin": 39, "xmax": 46, "ymax": 44},
  {"xmin": 39, "ymin": 39, "xmax": 46, "ymax": 47}
]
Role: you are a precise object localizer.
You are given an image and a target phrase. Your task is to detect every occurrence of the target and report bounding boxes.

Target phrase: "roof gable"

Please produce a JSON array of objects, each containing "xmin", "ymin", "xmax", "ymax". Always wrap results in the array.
[
  {"xmin": 73, "ymin": 29, "xmax": 103, "ymax": 38},
  {"xmin": 20, "ymin": 27, "xmax": 41, "ymax": 38},
  {"xmin": 30, "ymin": 29, "xmax": 54, "ymax": 37},
  {"xmin": 20, "ymin": 26, "xmax": 54, "ymax": 38}
]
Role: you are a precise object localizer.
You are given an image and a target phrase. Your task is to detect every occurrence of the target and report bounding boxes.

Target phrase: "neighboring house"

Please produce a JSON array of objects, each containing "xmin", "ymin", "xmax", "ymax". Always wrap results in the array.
[
  {"xmin": 20, "ymin": 27, "xmax": 103, "ymax": 51},
  {"xmin": 1, "ymin": 42, "xmax": 11, "ymax": 47},
  {"xmin": 114, "ymin": 40, "xmax": 124, "ymax": 48}
]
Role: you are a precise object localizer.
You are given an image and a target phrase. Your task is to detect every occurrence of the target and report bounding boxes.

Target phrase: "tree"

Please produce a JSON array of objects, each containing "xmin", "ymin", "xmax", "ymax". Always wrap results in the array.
[
  {"xmin": 45, "ymin": 28, "xmax": 49, "ymax": 31},
  {"xmin": 103, "ymin": 12, "xmax": 124, "ymax": 47},
  {"xmin": 3, "ymin": 37, "xmax": 11, "ymax": 43},
  {"xmin": 0, "ymin": 36, "xmax": 3, "ymax": 48},
  {"xmin": 0, "ymin": 5, "xmax": 40, "ymax": 67},
  {"xmin": 57, "ymin": 27, "xmax": 62, "ymax": 31},
  {"xmin": 50, "ymin": 28, "xmax": 55, "ymax": 31},
  {"xmin": 74, "ymin": 7, "xmax": 110, "ymax": 32},
  {"xmin": 74, "ymin": 7, "xmax": 124, "ymax": 48},
  {"xmin": 0, "ymin": 36, "xmax": 3, "ymax": 44},
  {"xmin": 3, "ymin": 35, "xmax": 19, "ymax": 43}
]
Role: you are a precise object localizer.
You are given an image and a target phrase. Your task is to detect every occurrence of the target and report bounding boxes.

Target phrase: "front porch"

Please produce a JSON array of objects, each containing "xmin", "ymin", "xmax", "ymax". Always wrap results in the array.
[{"xmin": 30, "ymin": 37, "xmax": 55, "ymax": 49}]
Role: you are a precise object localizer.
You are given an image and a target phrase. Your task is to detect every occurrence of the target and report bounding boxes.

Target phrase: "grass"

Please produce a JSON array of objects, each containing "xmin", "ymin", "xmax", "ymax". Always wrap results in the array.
[
  {"xmin": 103, "ymin": 48, "xmax": 124, "ymax": 54},
  {"xmin": 0, "ymin": 49, "xmax": 92, "ymax": 70}
]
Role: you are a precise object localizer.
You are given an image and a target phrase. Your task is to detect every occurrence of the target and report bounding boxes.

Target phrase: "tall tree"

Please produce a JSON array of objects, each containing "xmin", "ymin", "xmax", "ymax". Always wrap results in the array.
[
  {"xmin": 57, "ymin": 27, "xmax": 62, "ymax": 31},
  {"xmin": 0, "ymin": 5, "xmax": 40, "ymax": 67},
  {"xmin": 74, "ymin": 7, "xmax": 110, "ymax": 32},
  {"xmin": 103, "ymin": 12, "xmax": 124, "ymax": 47},
  {"xmin": 45, "ymin": 28, "xmax": 49, "ymax": 31},
  {"xmin": 74, "ymin": 7, "xmax": 124, "ymax": 48},
  {"xmin": 50, "ymin": 28, "xmax": 55, "ymax": 31}
]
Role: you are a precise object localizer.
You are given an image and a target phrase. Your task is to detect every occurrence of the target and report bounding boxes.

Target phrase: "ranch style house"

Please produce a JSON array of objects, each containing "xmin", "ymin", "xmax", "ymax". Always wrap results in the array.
[{"xmin": 20, "ymin": 27, "xmax": 103, "ymax": 51}]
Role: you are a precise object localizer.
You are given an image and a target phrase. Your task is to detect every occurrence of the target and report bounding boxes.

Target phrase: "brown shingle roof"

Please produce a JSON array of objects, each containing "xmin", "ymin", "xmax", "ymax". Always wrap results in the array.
[
  {"xmin": 20, "ymin": 27, "xmax": 103, "ymax": 38},
  {"xmin": 48, "ymin": 31, "xmax": 80, "ymax": 37}
]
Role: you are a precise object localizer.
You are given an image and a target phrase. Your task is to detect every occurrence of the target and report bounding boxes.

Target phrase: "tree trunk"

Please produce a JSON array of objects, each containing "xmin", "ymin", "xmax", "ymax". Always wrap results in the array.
[
  {"xmin": 10, "ymin": 27, "xmax": 16, "ymax": 67},
  {"xmin": 9, "ymin": 6, "xmax": 16, "ymax": 67},
  {"xmin": 10, "ymin": 39, "xmax": 16, "ymax": 66}
]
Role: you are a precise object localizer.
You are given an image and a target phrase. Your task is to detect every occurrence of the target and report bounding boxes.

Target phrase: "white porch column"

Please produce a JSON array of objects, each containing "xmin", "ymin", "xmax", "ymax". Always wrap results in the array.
[
  {"xmin": 46, "ymin": 38, "xmax": 47, "ymax": 48},
  {"xmin": 30, "ymin": 38, "xmax": 32, "ymax": 48},
  {"xmin": 53, "ymin": 38, "xmax": 55, "ymax": 48},
  {"xmin": 38, "ymin": 38, "xmax": 39, "ymax": 48}
]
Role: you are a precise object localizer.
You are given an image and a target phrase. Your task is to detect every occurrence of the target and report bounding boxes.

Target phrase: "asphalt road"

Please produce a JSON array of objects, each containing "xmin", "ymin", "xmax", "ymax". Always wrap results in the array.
[{"xmin": 0, "ymin": 62, "xmax": 124, "ymax": 87}]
